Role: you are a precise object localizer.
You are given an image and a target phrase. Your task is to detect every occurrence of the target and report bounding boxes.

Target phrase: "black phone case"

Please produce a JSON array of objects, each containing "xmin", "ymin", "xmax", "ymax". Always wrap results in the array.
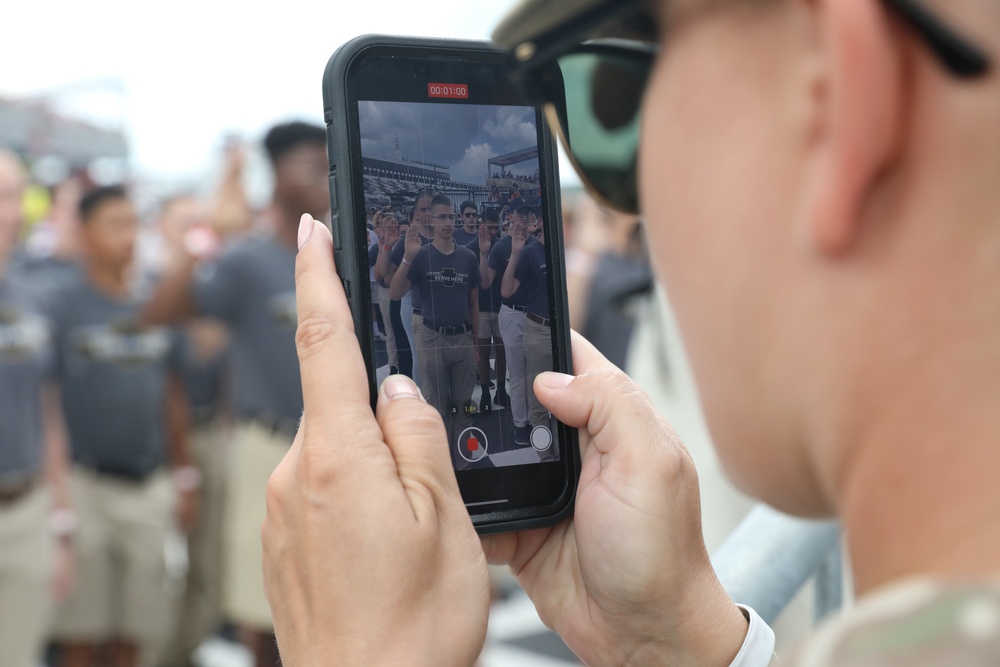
[{"xmin": 322, "ymin": 34, "xmax": 579, "ymax": 534}]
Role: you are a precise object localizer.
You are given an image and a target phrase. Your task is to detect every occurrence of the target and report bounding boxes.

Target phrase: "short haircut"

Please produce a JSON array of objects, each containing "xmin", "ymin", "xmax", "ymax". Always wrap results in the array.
[
  {"xmin": 263, "ymin": 121, "xmax": 326, "ymax": 166},
  {"xmin": 483, "ymin": 208, "xmax": 500, "ymax": 223},
  {"xmin": 79, "ymin": 185, "xmax": 128, "ymax": 223},
  {"xmin": 414, "ymin": 188, "xmax": 436, "ymax": 206},
  {"xmin": 459, "ymin": 200, "xmax": 477, "ymax": 213},
  {"xmin": 430, "ymin": 194, "xmax": 453, "ymax": 209}
]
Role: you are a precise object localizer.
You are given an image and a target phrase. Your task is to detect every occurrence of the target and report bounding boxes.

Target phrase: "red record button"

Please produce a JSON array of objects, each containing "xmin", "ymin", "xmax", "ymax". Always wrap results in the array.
[{"xmin": 428, "ymin": 83, "xmax": 469, "ymax": 99}]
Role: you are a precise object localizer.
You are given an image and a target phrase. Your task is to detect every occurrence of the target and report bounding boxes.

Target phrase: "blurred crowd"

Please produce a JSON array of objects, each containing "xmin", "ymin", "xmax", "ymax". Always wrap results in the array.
[{"xmin": 0, "ymin": 118, "xmax": 652, "ymax": 667}]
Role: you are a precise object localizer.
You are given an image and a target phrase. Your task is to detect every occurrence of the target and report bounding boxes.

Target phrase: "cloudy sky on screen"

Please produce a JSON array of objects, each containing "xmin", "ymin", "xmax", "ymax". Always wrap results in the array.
[{"xmin": 360, "ymin": 102, "xmax": 539, "ymax": 185}]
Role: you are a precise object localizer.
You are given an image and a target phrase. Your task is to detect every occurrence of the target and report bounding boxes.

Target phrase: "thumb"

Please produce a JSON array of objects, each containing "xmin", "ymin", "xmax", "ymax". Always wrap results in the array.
[
  {"xmin": 375, "ymin": 375, "xmax": 462, "ymax": 510},
  {"xmin": 534, "ymin": 365, "xmax": 673, "ymax": 460}
]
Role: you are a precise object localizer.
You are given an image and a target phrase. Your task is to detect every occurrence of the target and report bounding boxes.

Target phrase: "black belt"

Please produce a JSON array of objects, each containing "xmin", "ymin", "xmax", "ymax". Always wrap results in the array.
[
  {"xmin": 423, "ymin": 322, "xmax": 471, "ymax": 336},
  {"xmin": 502, "ymin": 303, "xmax": 528, "ymax": 313},
  {"xmin": 412, "ymin": 308, "xmax": 422, "ymax": 316},
  {"xmin": 527, "ymin": 312, "xmax": 551, "ymax": 327},
  {"xmin": 79, "ymin": 462, "xmax": 158, "ymax": 484},
  {"xmin": 244, "ymin": 413, "xmax": 299, "ymax": 439},
  {"xmin": 0, "ymin": 475, "xmax": 37, "ymax": 504}
]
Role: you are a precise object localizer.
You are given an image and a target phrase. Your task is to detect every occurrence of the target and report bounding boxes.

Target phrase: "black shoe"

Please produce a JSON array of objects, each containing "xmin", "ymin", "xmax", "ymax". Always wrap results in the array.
[
  {"xmin": 480, "ymin": 394, "xmax": 492, "ymax": 414},
  {"xmin": 495, "ymin": 389, "xmax": 510, "ymax": 408},
  {"xmin": 489, "ymin": 380, "xmax": 496, "ymax": 389},
  {"xmin": 513, "ymin": 425, "xmax": 531, "ymax": 446},
  {"xmin": 389, "ymin": 365, "xmax": 399, "ymax": 375}
]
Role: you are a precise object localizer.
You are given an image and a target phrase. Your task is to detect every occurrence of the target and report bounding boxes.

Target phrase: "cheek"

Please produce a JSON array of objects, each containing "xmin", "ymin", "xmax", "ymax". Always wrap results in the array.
[{"xmin": 637, "ymin": 35, "xmax": 801, "ymax": 498}]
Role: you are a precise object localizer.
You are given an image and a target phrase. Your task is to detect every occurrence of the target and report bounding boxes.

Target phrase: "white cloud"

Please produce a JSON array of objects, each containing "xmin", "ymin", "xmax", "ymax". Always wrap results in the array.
[
  {"xmin": 451, "ymin": 142, "xmax": 495, "ymax": 185},
  {"xmin": 484, "ymin": 108, "xmax": 537, "ymax": 149}
]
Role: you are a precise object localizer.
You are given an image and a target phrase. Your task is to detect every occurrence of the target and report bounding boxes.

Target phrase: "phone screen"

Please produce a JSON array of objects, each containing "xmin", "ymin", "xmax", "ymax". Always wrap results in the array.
[{"xmin": 346, "ymin": 48, "xmax": 573, "ymax": 518}]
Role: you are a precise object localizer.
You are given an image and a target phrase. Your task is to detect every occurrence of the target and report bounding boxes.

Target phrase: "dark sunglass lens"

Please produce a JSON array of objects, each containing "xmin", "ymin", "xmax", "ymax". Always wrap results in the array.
[{"xmin": 556, "ymin": 49, "xmax": 649, "ymax": 213}]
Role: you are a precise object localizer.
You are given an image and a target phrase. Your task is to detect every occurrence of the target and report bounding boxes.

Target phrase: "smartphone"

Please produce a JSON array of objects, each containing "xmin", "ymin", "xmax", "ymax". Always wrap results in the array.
[{"xmin": 323, "ymin": 35, "xmax": 578, "ymax": 534}]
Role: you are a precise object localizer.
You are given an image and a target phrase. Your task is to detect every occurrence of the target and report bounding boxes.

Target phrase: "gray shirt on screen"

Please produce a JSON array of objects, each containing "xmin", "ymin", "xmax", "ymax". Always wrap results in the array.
[
  {"xmin": 0, "ymin": 273, "xmax": 54, "ymax": 481},
  {"xmin": 50, "ymin": 279, "xmax": 183, "ymax": 477},
  {"xmin": 489, "ymin": 234, "xmax": 536, "ymax": 308},
  {"xmin": 193, "ymin": 235, "xmax": 302, "ymax": 423}
]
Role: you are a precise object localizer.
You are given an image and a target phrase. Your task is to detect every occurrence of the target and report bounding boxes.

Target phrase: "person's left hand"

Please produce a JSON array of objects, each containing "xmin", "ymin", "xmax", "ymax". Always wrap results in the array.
[{"xmin": 263, "ymin": 214, "xmax": 490, "ymax": 667}]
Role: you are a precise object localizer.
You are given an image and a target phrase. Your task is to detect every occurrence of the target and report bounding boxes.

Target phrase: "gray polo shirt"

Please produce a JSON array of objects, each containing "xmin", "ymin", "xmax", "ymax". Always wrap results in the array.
[
  {"xmin": 193, "ymin": 235, "xmax": 302, "ymax": 422},
  {"xmin": 50, "ymin": 279, "xmax": 183, "ymax": 477},
  {"xmin": 0, "ymin": 273, "xmax": 54, "ymax": 482}
]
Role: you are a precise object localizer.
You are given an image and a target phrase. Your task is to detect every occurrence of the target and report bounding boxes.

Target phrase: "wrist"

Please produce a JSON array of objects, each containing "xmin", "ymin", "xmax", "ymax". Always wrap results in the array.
[
  {"xmin": 173, "ymin": 465, "xmax": 202, "ymax": 493},
  {"xmin": 623, "ymin": 585, "xmax": 749, "ymax": 667},
  {"xmin": 401, "ymin": 256, "xmax": 414, "ymax": 266},
  {"xmin": 50, "ymin": 508, "xmax": 77, "ymax": 543}
]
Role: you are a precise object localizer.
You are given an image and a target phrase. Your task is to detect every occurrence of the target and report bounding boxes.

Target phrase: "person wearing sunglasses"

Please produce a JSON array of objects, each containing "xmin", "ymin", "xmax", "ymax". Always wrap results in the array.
[
  {"xmin": 262, "ymin": 1, "xmax": 999, "ymax": 665},
  {"xmin": 453, "ymin": 200, "xmax": 481, "ymax": 247}
]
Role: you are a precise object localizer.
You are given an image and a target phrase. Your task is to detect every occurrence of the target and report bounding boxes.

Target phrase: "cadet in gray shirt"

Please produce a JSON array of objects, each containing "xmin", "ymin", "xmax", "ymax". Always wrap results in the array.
[
  {"xmin": 0, "ymin": 149, "xmax": 73, "ymax": 667},
  {"xmin": 142, "ymin": 121, "xmax": 329, "ymax": 661},
  {"xmin": 49, "ymin": 186, "xmax": 194, "ymax": 667}
]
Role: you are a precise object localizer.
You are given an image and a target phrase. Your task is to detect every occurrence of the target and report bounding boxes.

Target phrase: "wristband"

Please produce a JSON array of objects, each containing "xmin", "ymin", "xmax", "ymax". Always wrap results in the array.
[
  {"xmin": 173, "ymin": 465, "xmax": 203, "ymax": 493},
  {"xmin": 50, "ymin": 508, "xmax": 78, "ymax": 539},
  {"xmin": 401, "ymin": 257, "xmax": 413, "ymax": 266}
]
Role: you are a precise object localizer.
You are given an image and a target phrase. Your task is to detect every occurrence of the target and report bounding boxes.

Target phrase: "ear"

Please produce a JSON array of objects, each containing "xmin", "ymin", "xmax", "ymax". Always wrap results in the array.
[{"xmin": 798, "ymin": 0, "xmax": 905, "ymax": 255}]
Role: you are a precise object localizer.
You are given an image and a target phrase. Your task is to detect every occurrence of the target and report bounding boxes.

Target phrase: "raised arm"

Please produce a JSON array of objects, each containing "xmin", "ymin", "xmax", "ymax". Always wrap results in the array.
[
  {"xmin": 389, "ymin": 224, "xmax": 421, "ymax": 301},
  {"xmin": 500, "ymin": 228, "xmax": 525, "ymax": 300}
]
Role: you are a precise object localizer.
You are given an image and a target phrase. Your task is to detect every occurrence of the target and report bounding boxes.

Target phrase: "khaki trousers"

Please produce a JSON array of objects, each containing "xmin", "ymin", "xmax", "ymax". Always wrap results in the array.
[
  {"xmin": 0, "ymin": 484, "xmax": 54, "ymax": 667},
  {"xmin": 222, "ymin": 422, "xmax": 289, "ymax": 631}
]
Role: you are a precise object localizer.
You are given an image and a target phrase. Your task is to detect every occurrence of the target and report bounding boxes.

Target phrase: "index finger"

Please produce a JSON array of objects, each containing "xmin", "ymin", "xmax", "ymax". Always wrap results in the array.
[{"xmin": 294, "ymin": 214, "xmax": 381, "ymax": 443}]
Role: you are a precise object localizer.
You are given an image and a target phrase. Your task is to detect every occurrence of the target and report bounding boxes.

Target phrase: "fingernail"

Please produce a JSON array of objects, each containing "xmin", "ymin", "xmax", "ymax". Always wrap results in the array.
[
  {"xmin": 382, "ymin": 375, "xmax": 422, "ymax": 401},
  {"xmin": 297, "ymin": 213, "xmax": 314, "ymax": 250},
  {"xmin": 538, "ymin": 372, "xmax": 574, "ymax": 390}
]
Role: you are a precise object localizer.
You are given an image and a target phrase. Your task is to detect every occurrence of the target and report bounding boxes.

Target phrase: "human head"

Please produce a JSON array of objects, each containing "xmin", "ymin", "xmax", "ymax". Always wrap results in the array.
[
  {"xmin": 412, "ymin": 189, "xmax": 435, "ymax": 235},
  {"xmin": 482, "ymin": 208, "xmax": 501, "ymax": 241},
  {"xmin": 78, "ymin": 185, "xmax": 138, "ymax": 272},
  {"xmin": 428, "ymin": 194, "xmax": 456, "ymax": 241},
  {"xmin": 494, "ymin": 1, "xmax": 1000, "ymax": 518},
  {"xmin": 264, "ymin": 121, "xmax": 329, "ymax": 221},
  {"xmin": 0, "ymin": 149, "xmax": 27, "ymax": 262},
  {"xmin": 459, "ymin": 200, "xmax": 478, "ymax": 231}
]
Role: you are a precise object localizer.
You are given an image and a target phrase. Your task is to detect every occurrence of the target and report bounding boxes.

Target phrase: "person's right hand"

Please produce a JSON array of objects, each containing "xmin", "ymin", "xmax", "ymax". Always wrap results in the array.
[
  {"xmin": 511, "ymin": 226, "xmax": 526, "ymax": 254},
  {"xmin": 404, "ymin": 220, "xmax": 422, "ymax": 259},
  {"xmin": 478, "ymin": 223, "xmax": 491, "ymax": 255},
  {"xmin": 482, "ymin": 332, "xmax": 750, "ymax": 667},
  {"xmin": 382, "ymin": 215, "xmax": 399, "ymax": 250}
]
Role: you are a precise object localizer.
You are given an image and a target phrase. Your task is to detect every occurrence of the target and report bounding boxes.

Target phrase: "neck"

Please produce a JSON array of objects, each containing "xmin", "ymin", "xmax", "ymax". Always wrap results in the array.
[
  {"xmin": 464, "ymin": 224, "xmax": 476, "ymax": 233},
  {"xmin": 87, "ymin": 262, "xmax": 130, "ymax": 297},
  {"xmin": 273, "ymin": 204, "xmax": 302, "ymax": 250},
  {"xmin": 836, "ymin": 357, "xmax": 1000, "ymax": 596},
  {"xmin": 432, "ymin": 237, "xmax": 454, "ymax": 253}
]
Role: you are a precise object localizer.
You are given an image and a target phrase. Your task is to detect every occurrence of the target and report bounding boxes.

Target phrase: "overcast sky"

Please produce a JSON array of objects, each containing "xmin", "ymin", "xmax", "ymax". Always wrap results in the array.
[
  {"xmin": 0, "ymin": 0, "xmax": 584, "ymax": 187},
  {"xmin": 360, "ymin": 102, "xmax": 539, "ymax": 184}
]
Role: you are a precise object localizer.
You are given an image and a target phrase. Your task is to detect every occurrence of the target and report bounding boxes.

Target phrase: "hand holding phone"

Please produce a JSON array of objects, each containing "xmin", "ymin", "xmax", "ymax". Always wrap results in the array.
[{"xmin": 263, "ymin": 217, "xmax": 491, "ymax": 666}]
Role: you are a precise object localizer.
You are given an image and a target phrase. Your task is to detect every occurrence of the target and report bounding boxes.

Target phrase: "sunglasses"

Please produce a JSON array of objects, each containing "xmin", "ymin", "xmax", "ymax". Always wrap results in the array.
[{"xmin": 512, "ymin": 0, "xmax": 991, "ymax": 214}]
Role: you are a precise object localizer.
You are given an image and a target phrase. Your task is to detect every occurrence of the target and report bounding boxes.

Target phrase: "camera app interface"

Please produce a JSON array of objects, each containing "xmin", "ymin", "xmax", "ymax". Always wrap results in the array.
[{"xmin": 360, "ymin": 95, "xmax": 560, "ymax": 472}]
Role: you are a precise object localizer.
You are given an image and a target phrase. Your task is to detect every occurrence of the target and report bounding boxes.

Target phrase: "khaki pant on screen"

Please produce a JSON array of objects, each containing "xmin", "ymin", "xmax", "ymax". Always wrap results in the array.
[
  {"xmin": 222, "ymin": 422, "xmax": 289, "ymax": 631},
  {"xmin": 0, "ymin": 484, "xmax": 55, "ymax": 667},
  {"xmin": 523, "ymin": 316, "xmax": 554, "ymax": 428},
  {"xmin": 52, "ymin": 468, "xmax": 174, "ymax": 649}
]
